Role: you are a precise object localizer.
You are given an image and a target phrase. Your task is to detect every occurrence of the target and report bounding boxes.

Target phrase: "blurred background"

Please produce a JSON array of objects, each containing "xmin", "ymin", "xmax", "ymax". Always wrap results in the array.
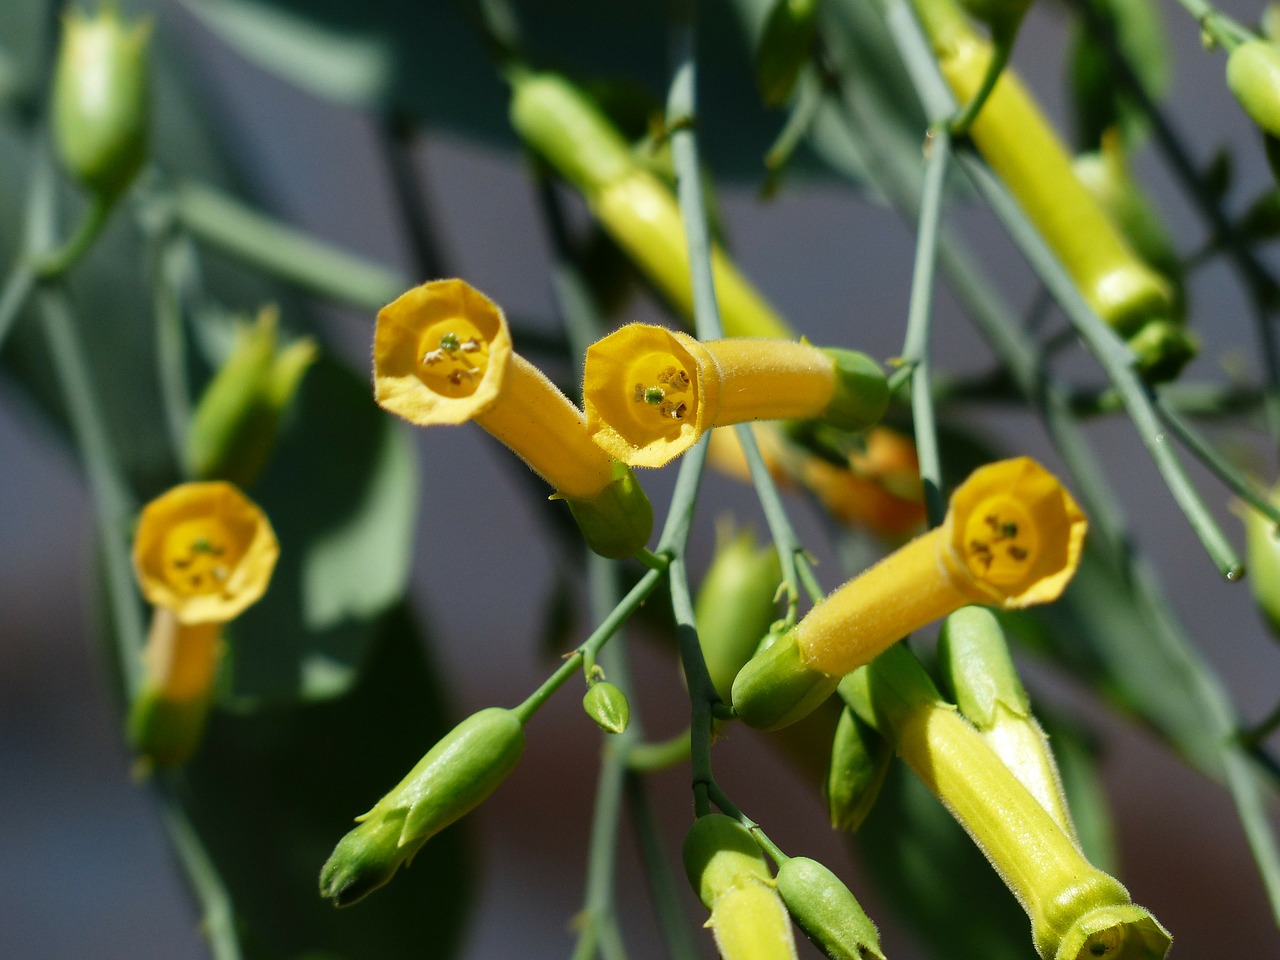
[{"xmin": 2, "ymin": 0, "xmax": 1279, "ymax": 958}]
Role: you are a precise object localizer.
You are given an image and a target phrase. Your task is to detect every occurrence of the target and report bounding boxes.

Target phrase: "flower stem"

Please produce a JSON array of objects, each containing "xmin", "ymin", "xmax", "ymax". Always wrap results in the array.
[{"xmin": 34, "ymin": 191, "xmax": 114, "ymax": 279}]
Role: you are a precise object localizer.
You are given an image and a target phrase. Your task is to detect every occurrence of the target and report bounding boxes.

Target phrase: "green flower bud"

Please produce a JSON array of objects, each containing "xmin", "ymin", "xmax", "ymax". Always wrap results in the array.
[
  {"xmin": 1228, "ymin": 40, "xmax": 1280, "ymax": 139},
  {"xmin": 186, "ymin": 306, "xmax": 317, "ymax": 488},
  {"xmin": 563, "ymin": 460, "xmax": 654, "ymax": 560},
  {"xmin": 583, "ymin": 680, "xmax": 630, "ymax": 734},
  {"xmin": 825, "ymin": 703, "xmax": 892, "ymax": 832},
  {"xmin": 1123, "ymin": 318, "xmax": 1198, "ymax": 384},
  {"xmin": 319, "ymin": 707, "xmax": 525, "ymax": 906},
  {"xmin": 819, "ymin": 349, "xmax": 891, "ymax": 433},
  {"xmin": 695, "ymin": 526, "xmax": 783, "ymax": 702},
  {"xmin": 1239, "ymin": 483, "xmax": 1280, "ymax": 638},
  {"xmin": 957, "ymin": 0, "xmax": 1033, "ymax": 37},
  {"xmin": 774, "ymin": 857, "xmax": 885, "ymax": 960},
  {"xmin": 683, "ymin": 815, "xmax": 799, "ymax": 960},
  {"xmin": 731, "ymin": 628, "xmax": 840, "ymax": 731},
  {"xmin": 52, "ymin": 5, "xmax": 151, "ymax": 198},
  {"xmin": 939, "ymin": 606, "xmax": 1077, "ymax": 840},
  {"xmin": 755, "ymin": 0, "xmax": 819, "ymax": 106}
]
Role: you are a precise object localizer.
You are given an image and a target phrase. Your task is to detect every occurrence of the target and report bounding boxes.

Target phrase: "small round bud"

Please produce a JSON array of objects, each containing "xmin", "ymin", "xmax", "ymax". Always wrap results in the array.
[
  {"xmin": 583, "ymin": 681, "xmax": 630, "ymax": 735},
  {"xmin": 825, "ymin": 704, "xmax": 892, "ymax": 832},
  {"xmin": 52, "ymin": 6, "xmax": 151, "ymax": 197},
  {"xmin": 775, "ymin": 857, "xmax": 885, "ymax": 960}
]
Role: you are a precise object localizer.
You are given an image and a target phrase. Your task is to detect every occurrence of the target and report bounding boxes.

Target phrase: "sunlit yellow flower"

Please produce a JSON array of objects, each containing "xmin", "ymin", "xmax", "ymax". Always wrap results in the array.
[
  {"xmin": 130, "ymin": 481, "xmax": 278, "ymax": 768},
  {"xmin": 732, "ymin": 458, "xmax": 1085, "ymax": 730},
  {"xmin": 374, "ymin": 279, "xmax": 652, "ymax": 558},
  {"xmin": 797, "ymin": 457, "xmax": 1085, "ymax": 676},
  {"xmin": 583, "ymin": 324, "xmax": 887, "ymax": 468},
  {"xmin": 133, "ymin": 481, "xmax": 279, "ymax": 625},
  {"xmin": 707, "ymin": 425, "xmax": 925, "ymax": 542}
]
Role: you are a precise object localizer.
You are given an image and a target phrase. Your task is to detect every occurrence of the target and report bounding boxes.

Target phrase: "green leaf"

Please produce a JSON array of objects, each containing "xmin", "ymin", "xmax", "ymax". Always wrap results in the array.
[
  {"xmin": 180, "ymin": 603, "xmax": 472, "ymax": 960},
  {"xmin": 223, "ymin": 356, "xmax": 417, "ymax": 704}
]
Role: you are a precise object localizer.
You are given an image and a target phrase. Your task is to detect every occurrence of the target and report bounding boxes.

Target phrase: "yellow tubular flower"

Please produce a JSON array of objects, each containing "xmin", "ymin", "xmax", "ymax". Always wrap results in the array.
[
  {"xmin": 583, "ymin": 323, "xmax": 887, "ymax": 468},
  {"xmin": 374, "ymin": 279, "xmax": 652, "ymax": 558},
  {"xmin": 733, "ymin": 457, "xmax": 1085, "ymax": 729},
  {"xmin": 798, "ymin": 456, "xmax": 1085, "ymax": 676},
  {"xmin": 133, "ymin": 480, "xmax": 279, "ymax": 625},
  {"xmin": 130, "ymin": 481, "xmax": 278, "ymax": 767}
]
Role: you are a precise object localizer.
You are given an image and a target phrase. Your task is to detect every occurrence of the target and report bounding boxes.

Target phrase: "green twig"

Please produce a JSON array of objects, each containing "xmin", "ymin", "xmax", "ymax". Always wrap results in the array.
[
  {"xmin": 38, "ymin": 286, "xmax": 145, "ymax": 697},
  {"xmin": 626, "ymin": 729, "xmax": 693, "ymax": 771},
  {"xmin": 0, "ymin": 257, "xmax": 36, "ymax": 356},
  {"xmin": 34, "ymin": 192, "xmax": 114, "ymax": 279},
  {"xmin": 900, "ymin": 125, "xmax": 951, "ymax": 527},
  {"xmin": 143, "ymin": 219, "xmax": 196, "ymax": 471},
  {"xmin": 376, "ymin": 115, "xmax": 448, "ymax": 281},
  {"xmin": 625, "ymin": 769, "xmax": 701, "ymax": 960}
]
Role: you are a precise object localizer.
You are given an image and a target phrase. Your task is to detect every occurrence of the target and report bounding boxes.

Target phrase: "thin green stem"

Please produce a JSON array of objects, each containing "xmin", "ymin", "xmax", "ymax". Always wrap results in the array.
[
  {"xmin": 1155, "ymin": 398, "xmax": 1280, "ymax": 528},
  {"xmin": 512, "ymin": 566, "xmax": 665, "ymax": 724},
  {"xmin": 143, "ymin": 220, "xmax": 196, "ymax": 471},
  {"xmin": 947, "ymin": 23, "xmax": 1015, "ymax": 135},
  {"xmin": 959, "ymin": 149, "xmax": 1243, "ymax": 578},
  {"xmin": 900, "ymin": 126, "xmax": 951, "ymax": 527},
  {"xmin": 627, "ymin": 730, "xmax": 693, "ymax": 771},
  {"xmin": 376, "ymin": 114, "xmax": 448, "ymax": 281},
  {"xmin": 763, "ymin": 65, "xmax": 825, "ymax": 194},
  {"xmin": 173, "ymin": 181, "xmax": 405, "ymax": 311},
  {"xmin": 158, "ymin": 776, "xmax": 242, "ymax": 960},
  {"xmin": 1166, "ymin": 0, "xmax": 1253, "ymax": 50},
  {"xmin": 38, "ymin": 286, "xmax": 145, "ymax": 697},
  {"xmin": 0, "ymin": 257, "xmax": 36, "ymax": 355},
  {"xmin": 625, "ymin": 769, "xmax": 701, "ymax": 960},
  {"xmin": 733, "ymin": 423, "xmax": 809, "ymax": 620},
  {"xmin": 34, "ymin": 192, "xmax": 114, "ymax": 279},
  {"xmin": 1242, "ymin": 699, "xmax": 1280, "ymax": 748}
]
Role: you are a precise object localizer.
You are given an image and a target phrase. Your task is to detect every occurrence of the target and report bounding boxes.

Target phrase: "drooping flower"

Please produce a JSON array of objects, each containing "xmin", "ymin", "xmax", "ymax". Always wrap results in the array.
[
  {"xmin": 130, "ymin": 481, "xmax": 278, "ymax": 767},
  {"xmin": 373, "ymin": 279, "xmax": 652, "ymax": 559},
  {"xmin": 733, "ymin": 457, "xmax": 1086, "ymax": 730},
  {"xmin": 583, "ymin": 323, "xmax": 887, "ymax": 468}
]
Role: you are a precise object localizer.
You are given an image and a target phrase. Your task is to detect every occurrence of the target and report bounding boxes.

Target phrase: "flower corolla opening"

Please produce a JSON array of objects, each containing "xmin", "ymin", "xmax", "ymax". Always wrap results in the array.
[
  {"xmin": 584, "ymin": 323, "xmax": 712, "ymax": 468},
  {"xmin": 942, "ymin": 456, "xmax": 1086, "ymax": 607},
  {"xmin": 373, "ymin": 279, "xmax": 512, "ymax": 426},
  {"xmin": 133, "ymin": 481, "xmax": 278, "ymax": 624}
]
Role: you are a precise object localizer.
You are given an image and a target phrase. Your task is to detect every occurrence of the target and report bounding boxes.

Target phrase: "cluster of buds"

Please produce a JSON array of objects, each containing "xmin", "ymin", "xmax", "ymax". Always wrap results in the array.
[{"xmin": 129, "ymin": 481, "xmax": 278, "ymax": 768}]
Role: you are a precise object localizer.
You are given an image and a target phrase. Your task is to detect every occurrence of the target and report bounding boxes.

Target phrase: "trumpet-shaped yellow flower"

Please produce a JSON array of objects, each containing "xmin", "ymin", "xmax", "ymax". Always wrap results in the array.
[
  {"xmin": 133, "ymin": 481, "xmax": 279, "ymax": 625},
  {"xmin": 583, "ymin": 324, "xmax": 887, "ymax": 468},
  {"xmin": 374, "ymin": 279, "xmax": 652, "ymax": 558},
  {"xmin": 733, "ymin": 457, "xmax": 1085, "ymax": 729},
  {"xmin": 130, "ymin": 481, "xmax": 277, "ymax": 768}
]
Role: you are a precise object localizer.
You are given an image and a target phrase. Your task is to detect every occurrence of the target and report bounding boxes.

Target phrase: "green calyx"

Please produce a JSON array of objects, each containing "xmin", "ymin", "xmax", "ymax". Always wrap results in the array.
[
  {"xmin": 319, "ymin": 707, "xmax": 525, "ymax": 906},
  {"xmin": 127, "ymin": 683, "xmax": 214, "ymax": 770},
  {"xmin": 775, "ymin": 857, "xmax": 886, "ymax": 960},
  {"xmin": 755, "ymin": 0, "xmax": 820, "ymax": 107},
  {"xmin": 825, "ymin": 702, "xmax": 893, "ymax": 832},
  {"xmin": 563, "ymin": 461, "xmax": 654, "ymax": 559},
  {"xmin": 682, "ymin": 814, "xmax": 771, "ymax": 908},
  {"xmin": 731, "ymin": 628, "xmax": 840, "ymax": 730},
  {"xmin": 819, "ymin": 349, "xmax": 890, "ymax": 432},
  {"xmin": 1124, "ymin": 318, "xmax": 1198, "ymax": 384},
  {"xmin": 187, "ymin": 307, "xmax": 317, "ymax": 488},
  {"xmin": 1228, "ymin": 41, "xmax": 1280, "ymax": 139},
  {"xmin": 52, "ymin": 6, "xmax": 152, "ymax": 198},
  {"xmin": 938, "ymin": 606, "xmax": 1029, "ymax": 728},
  {"xmin": 583, "ymin": 680, "xmax": 630, "ymax": 735}
]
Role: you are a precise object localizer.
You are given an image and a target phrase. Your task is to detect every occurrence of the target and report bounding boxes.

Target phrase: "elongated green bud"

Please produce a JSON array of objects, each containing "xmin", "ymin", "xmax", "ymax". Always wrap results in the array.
[
  {"xmin": 1228, "ymin": 41, "xmax": 1280, "ymax": 139},
  {"xmin": 825, "ymin": 703, "xmax": 892, "ymax": 832},
  {"xmin": 583, "ymin": 680, "xmax": 630, "ymax": 734},
  {"xmin": 52, "ymin": 5, "xmax": 151, "ymax": 198},
  {"xmin": 755, "ymin": 0, "xmax": 820, "ymax": 106},
  {"xmin": 319, "ymin": 707, "xmax": 525, "ymax": 906},
  {"xmin": 1239, "ymin": 484, "xmax": 1280, "ymax": 638},
  {"xmin": 187, "ymin": 306, "xmax": 316, "ymax": 488},
  {"xmin": 683, "ymin": 815, "xmax": 799, "ymax": 960},
  {"xmin": 775, "ymin": 857, "xmax": 885, "ymax": 960},
  {"xmin": 696, "ymin": 526, "xmax": 783, "ymax": 701},
  {"xmin": 939, "ymin": 606, "xmax": 1077, "ymax": 840},
  {"xmin": 846, "ymin": 645, "xmax": 1170, "ymax": 960},
  {"xmin": 732, "ymin": 629, "xmax": 840, "ymax": 731}
]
